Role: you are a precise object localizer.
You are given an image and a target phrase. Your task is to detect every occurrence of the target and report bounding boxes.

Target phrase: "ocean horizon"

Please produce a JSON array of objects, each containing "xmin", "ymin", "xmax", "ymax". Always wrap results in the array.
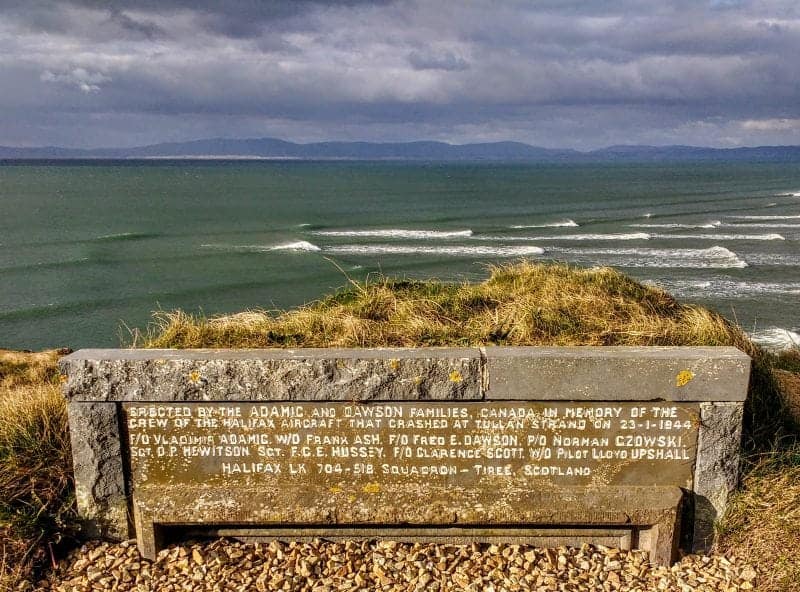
[{"xmin": 1, "ymin": 159, "xmax": 798, "ymax": 351}]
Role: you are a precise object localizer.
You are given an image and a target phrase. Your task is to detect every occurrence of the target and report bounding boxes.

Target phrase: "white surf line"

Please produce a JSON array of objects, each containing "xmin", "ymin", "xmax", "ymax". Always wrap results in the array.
[
  {"xmin": 312, "ymin": 229, "xmax": 473, "ymax": 239},
  {"xmin": 474, "ymin": 232, "xmax": 651, "ymax": 241},
  {"xmin": 630, "ymin": 221, "xmax": 721, "ymax": 229},
  {"xmin": 727, "ymin": 214, "xmax": 800, "ymax": 220},
  {"xmin": 325, "ymin": 244, "xmax": 545, "ymax": 256},
  {"xmin": 509, "ymin": 219, "xmax": 579, "ymax": 229},
  {"xmin": 749, "ymin": 328, "xmax": 800, "ymax": 351},
  {"xmin": 550, "ymin": 246, "xmax": 748, "ymax": 268},
  {"xmin": 651, "ymin": 233, "xmax": 785, "ymax": 240},
  {"xmin": 647, "ymin": 279, "xmax": 800, "ymax": 297},
  {"xmin": 722, "ymin": 222, "xmax": 800, "ymax": 229},
  {"xmin": 200, "ymin": 241, "xmax": 322, "ymax": 252}
]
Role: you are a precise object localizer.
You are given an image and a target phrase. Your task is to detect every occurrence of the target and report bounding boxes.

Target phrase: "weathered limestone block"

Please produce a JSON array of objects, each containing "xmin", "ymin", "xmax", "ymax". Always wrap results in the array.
[
  {"xmin": 483, "ymin": 346, "xmax": 750, "ymax": 401},
  {"xmin": 692, "ymin": 401, "xmax": 745, "ymax": 552},
  {"xmin": 59, "ymin": 346, "xmax": 750, "ymax": 562},
  {"xmin": 67, "ymin": 402, "xmax": 130, "ymax": 540},
  {"xmin": 60, "ymin": 348, "xmax": 481, "ymax": 402}
]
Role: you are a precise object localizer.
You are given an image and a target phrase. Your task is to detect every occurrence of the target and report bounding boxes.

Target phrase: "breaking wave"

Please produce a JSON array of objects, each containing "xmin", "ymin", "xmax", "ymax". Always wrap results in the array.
[
  {"xmin": 647, "ymin": 279, "xmax": 800, "ymax": 298},
  {"xmin": 510, "ymin": 220, "xmax": 579, "ymax": 229},
  {"xmin": 549, "ymin": 246, "xmax": 748, "ymax": 269},
  {"xmin": 312, "ymin": 229, "xmax": 473, "ymax": 239},
  {"xmin": 651, "ymin": 233, "xmax": 785, "ymax": 241},
  {"xmin": 479, "ymin": 232, "xmax": 651, "ymax": 241},
  {"xmin": 93, "ymin": 232, "xmax": 159, "ymax": 242},
  {"xmin": 749, "ymin": 328, "xmax": 800, "ymax": 351},
  {"xmin": 326, "ymin": 244, "xmax": 544, "ymax": 257},
  {"xmin": 722, "ymin": 222, "xmax": 800, "ymax": 229},
  {"xmin": 630, "ymin": 221, "xmax": 721, "ymax": 229},
  {"xmin": 200, "ymin": 241, "xmax": 321, "ymax": 252},
  {"xmin": 727, "ymin": 215, "xmax": 800, "ymax": 220}
]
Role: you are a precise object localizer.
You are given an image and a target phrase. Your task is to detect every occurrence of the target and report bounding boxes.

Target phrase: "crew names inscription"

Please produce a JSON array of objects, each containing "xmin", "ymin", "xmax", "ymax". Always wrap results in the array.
[{"xmin": 124, "ymin": 402, "xmax": 699, "ymax": 488}]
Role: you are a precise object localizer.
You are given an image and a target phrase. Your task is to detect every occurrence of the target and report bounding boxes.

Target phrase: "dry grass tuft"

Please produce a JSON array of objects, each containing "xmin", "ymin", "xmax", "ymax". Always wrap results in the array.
[
  {"xmin": 141, "ymin": 262, "xmax": 758, "ymax": 352},
  {"xmin": 0, "ymin": 349, "xmax": 66, "ymax": 390},
  {"xmin": 0, "ymin": 353, "xmax": 76, "ymax": 589},
  {"xmin": 716, "ymin": 447, "xmax": 800, "ymax": 592}
]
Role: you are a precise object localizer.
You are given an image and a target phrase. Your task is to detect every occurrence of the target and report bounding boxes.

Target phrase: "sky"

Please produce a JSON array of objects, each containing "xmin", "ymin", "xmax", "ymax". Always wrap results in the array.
[{"xmin": 1, "ymin": 0, "xmax": 800, "ymax": 150}]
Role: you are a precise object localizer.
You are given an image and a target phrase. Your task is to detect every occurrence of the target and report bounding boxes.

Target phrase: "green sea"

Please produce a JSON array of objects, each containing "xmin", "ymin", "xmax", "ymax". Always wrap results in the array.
[{"xmin": 1, "ymin": 160, "xmax": 799, "ymax": 350}]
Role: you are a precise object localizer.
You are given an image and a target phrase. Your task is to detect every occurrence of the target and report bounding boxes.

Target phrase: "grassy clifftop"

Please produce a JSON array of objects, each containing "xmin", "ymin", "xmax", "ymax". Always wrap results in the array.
[
  {"xmin": 143, "ymin": 262, "xmax": 756, "ymax": 351},
  {"xmin": 1, "ymin": 262, "xmax": 798, "ymax": 589}
]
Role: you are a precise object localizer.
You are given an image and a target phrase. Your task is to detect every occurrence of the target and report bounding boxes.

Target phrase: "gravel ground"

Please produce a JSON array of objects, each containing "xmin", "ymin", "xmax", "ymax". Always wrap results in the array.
[{"xmin": 30, "ymin": 539, "xmax": 757, "ymax": 592}]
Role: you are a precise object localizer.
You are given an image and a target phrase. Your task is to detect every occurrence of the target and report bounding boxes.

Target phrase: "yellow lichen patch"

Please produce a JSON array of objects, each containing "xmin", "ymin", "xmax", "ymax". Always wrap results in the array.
[
  {"xmin": 362, "ymin": 482, "xmax": 381, "ymax": 494},
  {"xmin": 59, "ymin": 374, "xmax": 68, "ymax": 384},
  {"xmin": 389, "ymin": 359, "xmax": 400, "ymax": 371},
  {"xmin": 188, "ymin": 371, "xmax": 201, "ymax": 384},
  {"xmin": 329, "ymin": 486, "xmax": 342, "ymax": 494},
  {"xmin": 676, "ymin": 369, "xmax": 695, "ymax": 387},
  {"xmin": 449, "ymin": 370, "xmax": 463, "ymax": 383}
]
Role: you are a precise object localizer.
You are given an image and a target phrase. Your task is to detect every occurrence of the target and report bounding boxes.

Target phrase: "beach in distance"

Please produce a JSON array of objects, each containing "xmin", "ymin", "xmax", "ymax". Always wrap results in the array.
[{"xmin": 1, "ymin": 159, "xmax": 799, "ymax": 351}]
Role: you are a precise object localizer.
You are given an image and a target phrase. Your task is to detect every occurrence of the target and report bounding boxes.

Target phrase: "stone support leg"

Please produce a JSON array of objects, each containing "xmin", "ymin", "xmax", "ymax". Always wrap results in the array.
[
  {"xmin": 692, "ymin": 402, "xmax": 744, "ymax": 552},
  {"xmin": 67, "ymin": 402, "xmax": 131, "ymax": 540}
]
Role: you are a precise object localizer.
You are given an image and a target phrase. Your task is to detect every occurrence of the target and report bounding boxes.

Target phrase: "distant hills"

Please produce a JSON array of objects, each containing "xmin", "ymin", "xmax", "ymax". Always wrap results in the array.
[{"xmin": 2, "ymin": 137, "xmax": 800, "ymax": 162}]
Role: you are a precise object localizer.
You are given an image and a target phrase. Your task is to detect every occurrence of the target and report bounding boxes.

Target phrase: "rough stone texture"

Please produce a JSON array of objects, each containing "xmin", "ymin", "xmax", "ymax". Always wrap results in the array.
[
  {"xmin": 483, "ymin": 346, "xmax": 750, "ymax": 401},
  {"xmin": 60, "ymin": 348, "xmax": 481, "ymax": 402},
  {"xmin": 67, "ymin": 402, "xmax": 131, "ymax": 540},
  {"xmin": 692, "ymin": 402, "xmax": 745, "ymax": 552}
]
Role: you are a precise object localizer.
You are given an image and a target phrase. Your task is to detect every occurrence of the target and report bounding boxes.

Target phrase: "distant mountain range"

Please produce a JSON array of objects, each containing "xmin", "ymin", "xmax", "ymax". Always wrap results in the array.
[{"xmin": 2, "ymin": 137, "xmax": 800, "ymax": 162}]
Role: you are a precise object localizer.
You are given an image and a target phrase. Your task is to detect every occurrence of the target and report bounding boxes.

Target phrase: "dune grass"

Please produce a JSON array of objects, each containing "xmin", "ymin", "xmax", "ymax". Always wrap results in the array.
[
  {"xmin": 0, "ymin": 349, "xmax": 77, "ymax": 589},
  {"xmin": 1, "ymin": 262, "xmax": 798, "ymax": 589},
  {"xmin": 717, "ymin": 446, "xmax": 800, "ymax": 591},
  {"xmin": 143, "ymin": 262, "xmax": 756, "ymax": 350}
]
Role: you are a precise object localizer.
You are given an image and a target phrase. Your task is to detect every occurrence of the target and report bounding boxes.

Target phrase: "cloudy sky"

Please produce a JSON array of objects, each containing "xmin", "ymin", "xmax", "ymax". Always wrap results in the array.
[{"xmin": 1, "ymin": 0, "xmax": 799, "ymax": 149}]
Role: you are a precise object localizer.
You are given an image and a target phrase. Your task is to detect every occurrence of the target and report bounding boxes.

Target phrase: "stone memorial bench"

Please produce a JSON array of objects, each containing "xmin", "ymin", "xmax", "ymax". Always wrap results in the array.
[{"xmin": 60, "ymin": 346, "xmax": 750, "ymax": 566}]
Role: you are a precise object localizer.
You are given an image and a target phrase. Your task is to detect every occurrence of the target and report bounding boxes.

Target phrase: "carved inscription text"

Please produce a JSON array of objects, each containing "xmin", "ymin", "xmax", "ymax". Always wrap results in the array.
[{"xmin": 124, "ymin": 402, "xmax": 699, "ymax": 489}]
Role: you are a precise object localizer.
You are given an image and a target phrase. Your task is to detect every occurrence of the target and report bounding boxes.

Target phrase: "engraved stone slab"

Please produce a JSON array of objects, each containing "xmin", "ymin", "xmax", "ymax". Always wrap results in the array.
[
  {"xmin": 124, "ymin": 402, "xmax": 699, "ymax": 491},
  {"xmin": 59, "ymin": 346, "xmax": 750, "ymax": 564}
]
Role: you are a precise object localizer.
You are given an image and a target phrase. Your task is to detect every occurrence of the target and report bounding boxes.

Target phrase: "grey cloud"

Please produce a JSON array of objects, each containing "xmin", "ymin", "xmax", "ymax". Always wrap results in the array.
[
  {"xmin": 107, "ymin": 8, "xmax": 164, "ymax": 40},
  {"xmin": 407, "ymin": 50, "xmax": 469, "ymax": 71},
  {"xmin": 0, "ymin": 0, "xmax": 799, "ymax": 149}
]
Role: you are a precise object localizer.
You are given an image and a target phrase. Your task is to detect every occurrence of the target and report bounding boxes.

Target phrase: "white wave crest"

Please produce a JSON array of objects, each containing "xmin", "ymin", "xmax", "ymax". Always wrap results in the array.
[
  {"xmin": 630, "ymin": 221, "xmax": 721, "ymax": 229},
  {"xmin": 550, "ymin": 245, "xmax": 747, "ymax": 268},
  {"xmin": 723, "ymin": 222, "xmax": 800, "ymax": 229},
  {"xmin": 270, "ymin": 241, "xmax": 322, "ymax": 251},
  {"xmin": 649, "ymin": 279, "xmax": 800, "ymax": 298},
  {"xmin": 749, "ymin": 328, "xmax": 800, "ymax": 351},
  {"xmin": 728, "ymin": 214, "xmax": 800, "ymax": 220},
  {"xmin": 651, "ymin": 233, "xmax": 785, "ymax": 240},
  {"xmin": 487, "ymin": 232, "xmax": 651, "ymax": 241},
  {"xmin": 313, "ymin": 229, "xmax": 473, "ymax": 239},
  {"xmin": 776, "ymin": 191, "xmax": 800, "ymax": 197},
  {"xmin": 201, "ymin": 241, "xmax": 321, "ymax": 253},
  {"xmin": 326, "ymin": 244, "xmax": 544, "ymax": 257},
  {"xmin": 510, "ymin": 219, "xmax": 579, "ymax": 229}
]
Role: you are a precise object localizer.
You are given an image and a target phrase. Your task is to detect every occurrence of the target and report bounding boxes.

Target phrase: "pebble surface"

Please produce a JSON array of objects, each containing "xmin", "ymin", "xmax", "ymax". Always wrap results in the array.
[{"xmin": 31, "ymin": 539, "xmax": 757, "ymax": 592}]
